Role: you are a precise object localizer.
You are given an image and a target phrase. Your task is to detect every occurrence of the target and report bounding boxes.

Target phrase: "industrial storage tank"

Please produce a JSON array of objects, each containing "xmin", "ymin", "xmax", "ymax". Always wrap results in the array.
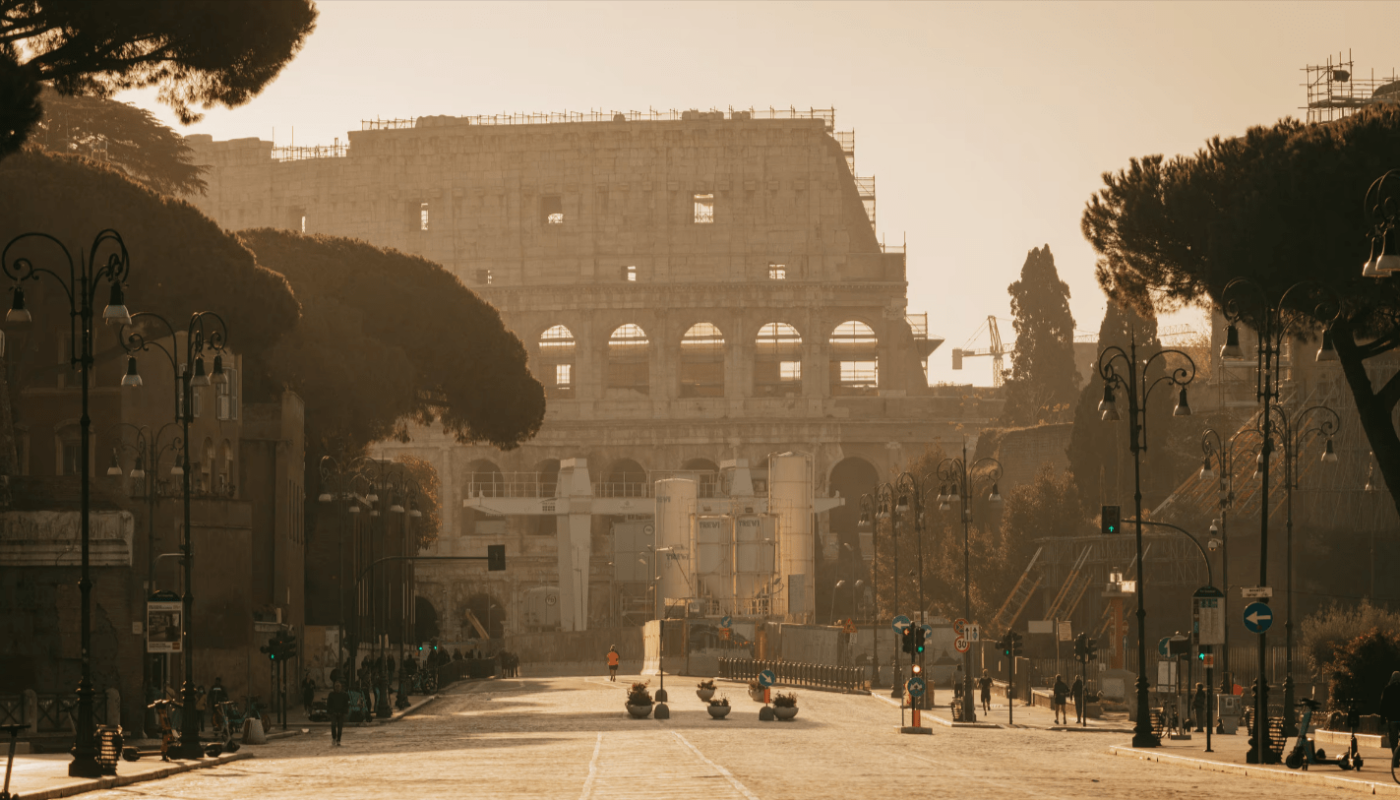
[
  {"xmin": 653, "ymin": 478, "xmax": 696, "ymax": 618},
  {"xmin": 733, "ymin": 514, "xmax": 777, "ymax": 616},
  {"xmin": 769, "ymin": 452, "xmax": 815, "ymax": 623},
  {"xmin": 692, "ymin": 515, "xmax": 732, "ymax": 611}
]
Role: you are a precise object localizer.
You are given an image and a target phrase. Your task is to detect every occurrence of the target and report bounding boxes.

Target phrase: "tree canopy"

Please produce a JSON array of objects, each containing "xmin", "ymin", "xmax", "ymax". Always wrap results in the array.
[
  {"xmin": 1081, "ymin": 105, "xmax": 1400, "ymax": 512},
  {"xmin": 239, "ymin": 229, "xmax": 545, "ymax": 457},
  {"xmin": 30, "ymin": 87, "xmax": 205, "ymax": 194},
  {"xmin": 0, "ymin": 0, "xmax": 317, "ymax": 157},
  {"xmin": 1000, "ymin": 245, "xmax": 1079, "ymax": 426}
]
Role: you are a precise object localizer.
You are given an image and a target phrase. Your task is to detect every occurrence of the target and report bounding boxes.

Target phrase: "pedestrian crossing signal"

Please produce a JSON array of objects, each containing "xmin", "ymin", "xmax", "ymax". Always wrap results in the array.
[
  {"xmin": 1101, "ymin": 505, "xmax": 1121, "ymax": 535},
  {"xmin": 914, "ymin": 627, "xmax": 926, "ymax": 654}
]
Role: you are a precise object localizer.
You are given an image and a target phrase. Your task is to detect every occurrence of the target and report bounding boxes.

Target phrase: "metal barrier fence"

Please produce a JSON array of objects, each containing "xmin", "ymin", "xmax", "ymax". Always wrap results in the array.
[{"xmin": 717, "ymin": 657, "xmax": 866, "ymax": 693}]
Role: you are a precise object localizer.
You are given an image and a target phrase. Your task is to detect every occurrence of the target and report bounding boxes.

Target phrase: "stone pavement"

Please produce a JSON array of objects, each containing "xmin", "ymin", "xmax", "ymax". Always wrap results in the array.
[
  {"xmin": 2, "ymin": 750, "xmax": 252, "ymax": 800},
  {"xmin": 49, "ymin": 673, "xmax": 1368, "ymax": 800}
]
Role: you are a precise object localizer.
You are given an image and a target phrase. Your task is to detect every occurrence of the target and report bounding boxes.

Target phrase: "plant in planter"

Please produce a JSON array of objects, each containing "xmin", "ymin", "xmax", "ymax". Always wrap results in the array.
[
  {"xmin": 707, "ymin": 694, "xmax": 731, "ymax": 719},
  {"xmin": 772, "ymin": 692, "xmax": 799, "ymax": 721},
  {"xmin": 626, "ymin": 681, "xmax": 654, "ymax": 719},
  {"xmin": 747, "ymin": 680, "xmax": 766, "ymax": 703},
  {"xmin": 696, "ymin": 679, "xmax": 717, "ymax": 702}
]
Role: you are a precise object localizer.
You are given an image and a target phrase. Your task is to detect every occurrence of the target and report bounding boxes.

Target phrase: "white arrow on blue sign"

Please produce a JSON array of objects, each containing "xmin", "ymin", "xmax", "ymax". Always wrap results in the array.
[
  {"xmin": 1243, "ymin": 602, "xmax": 1273, "ymax": 634},
  {"xmin": 892, "ymin": 615, "xmax": 912, "ymax": 634},
  {"xmin": 906, "ymin": 676, "xmax": 926, "ymax": 698},
  {"xmin": 720, "ymin": 615, "xmax": 732, "ymax": 628},
  {"xmin": 758, "ymin": 669, "xmax": 777, "ymax": 687}
]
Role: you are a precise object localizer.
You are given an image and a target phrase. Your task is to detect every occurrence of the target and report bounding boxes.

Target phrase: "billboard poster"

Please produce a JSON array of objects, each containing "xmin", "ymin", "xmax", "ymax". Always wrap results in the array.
[{"xmin": 146, "ymin": 598, "xmax": 184, "ymax": 653}]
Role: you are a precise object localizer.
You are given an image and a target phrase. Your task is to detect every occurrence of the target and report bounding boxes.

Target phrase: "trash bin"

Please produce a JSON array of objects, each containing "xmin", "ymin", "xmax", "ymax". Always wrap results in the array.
[
  {"xmin": 1218, "ymin": 693, "xmax": 1242, "ymax": 734},
  {"xmin": 96, "ymin": 725, "xmax": 123, "ymax": 775}
]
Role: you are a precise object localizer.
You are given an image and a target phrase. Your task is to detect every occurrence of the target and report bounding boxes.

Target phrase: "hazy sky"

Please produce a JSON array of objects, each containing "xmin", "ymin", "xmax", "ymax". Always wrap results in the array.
[{"xmin": 119, "ymin": 1, "xmax": 1400, "ymax": 385}]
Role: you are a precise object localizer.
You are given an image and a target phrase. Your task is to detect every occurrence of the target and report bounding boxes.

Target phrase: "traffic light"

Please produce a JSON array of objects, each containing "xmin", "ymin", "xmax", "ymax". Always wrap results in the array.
[
  {"xmin": 1073, "ymin": 632, "xmax": 1087, "ymax": 661},
  {"xmin": 1010, "ymin": 631, "xmax": 1024, "ymax": 658},
  {"xmin": 1101, "ymin": 505, "xmax": 1121, "ymax": 535},
  {"xmin": 1000, "ymin": 632, "xmax": 1013, "ymax": 658},
  {"xmin": 278, "ymin": 634, "xmax": 299, "ymax": 660},
  {"xmin": 910, "ymin": 663, "xmax": 922, "ymax": 676},
  {"xmin": 1084, "ymin": 637, "xmax": 1098, "ymax": 661},
  {"xmin": 260, "ymin": 639, "xmax": 276, "ymax": 660},
  {"xmin": 914, "ymin": 627, "xmax": 926, "ymax": 655},
  {"xmin": 487, "ymin": 544, "xmax": 506, "ymax": 572},
  {"xmin": 901, "ymin": 626, "xmax": 915, "ymax": 654}
]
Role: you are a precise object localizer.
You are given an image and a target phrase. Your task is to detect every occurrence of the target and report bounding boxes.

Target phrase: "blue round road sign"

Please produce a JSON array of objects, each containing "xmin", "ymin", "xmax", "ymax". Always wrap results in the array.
[
  {"xmin": 1243, "ymin": 602, "xmax": 1273, "ymax": 634},
  {"xmin": 720, "ymin": 615, "xmax": 732, "ymax": 628},
  {"xmin": 758, "ymin": 669, "xmax": 777, "ymax": 688},
  {"xmin": 906, "ymin": 677, "xmax": 927, "ymax": 699},
  {"xmin": 892, "ymin": 615, "xmax": 912, "ymax": 633}
]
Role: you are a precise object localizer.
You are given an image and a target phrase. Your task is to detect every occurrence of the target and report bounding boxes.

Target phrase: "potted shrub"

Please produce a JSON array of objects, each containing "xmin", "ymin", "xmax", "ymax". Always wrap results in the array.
[
  {"xmin": 747, "ymin": 680, "xmax": 766, "ymax": 703},
  {"xmin": 772, "ymin": 692, "xmax": 799, "ymax": 721},
  {"xmin": 696, "ymin": 679, "xmax": 716, "ymax": 702},
  {"xmin": 707, "ymin": 695, "xmax": 731, "ymax": 720},
  {"xmin": 625, "ymin": 682, "xmax": 654, "ymax": 719}
]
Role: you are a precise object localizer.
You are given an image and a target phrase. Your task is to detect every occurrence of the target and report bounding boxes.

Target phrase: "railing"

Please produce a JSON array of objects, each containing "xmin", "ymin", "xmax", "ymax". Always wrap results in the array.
[
  {"xmin": 906, "ymin": 314, "xmax": 928, "ymax": 340},
  {"xmin": 272, "ymin": 142, "xmax": 349, "ymax": 162},
  {"xmin": 717, "ymin": 657, "xmax": 866, "ymax": 693},
  {"xmin": 363, "ymin": 106, "xmax": 837, "ymax": 131}
]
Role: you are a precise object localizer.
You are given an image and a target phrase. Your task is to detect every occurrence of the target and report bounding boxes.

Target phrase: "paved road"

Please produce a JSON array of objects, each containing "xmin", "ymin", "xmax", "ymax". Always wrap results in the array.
[{"xmin": 81, "ymin": 675, "xmax": 1364, "ymax": 800}]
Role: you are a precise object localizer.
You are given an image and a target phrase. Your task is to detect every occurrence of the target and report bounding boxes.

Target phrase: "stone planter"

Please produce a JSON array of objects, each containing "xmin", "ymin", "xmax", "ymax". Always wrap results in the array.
[
  {"xmin": 626, "ymin": 704, "xmax": 653, "ymax": 719},
  {"xmin": 773, "ymin": 706, "xmax": 798, "ymax": 721},
  {"xmin": 748, "ymin": 686, "xmax": 766, "ymax": 703},
  {"xmin": 707, "ymin": 705, "xmax": 731, "ymax": 720},
  {"xmin": 697, "ymin": 687, "xmax": 716, "ymax": 702}
]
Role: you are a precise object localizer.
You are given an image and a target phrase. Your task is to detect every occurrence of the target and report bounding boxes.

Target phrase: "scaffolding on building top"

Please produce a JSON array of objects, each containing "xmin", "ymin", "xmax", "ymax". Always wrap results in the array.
[
  {"xmin": 361, "ymin": 106, "xmax": 839, "ymax": 131},
  {"xmin": 1302, "ymin": 51, "xmax": 1400, "ymax": 125}
]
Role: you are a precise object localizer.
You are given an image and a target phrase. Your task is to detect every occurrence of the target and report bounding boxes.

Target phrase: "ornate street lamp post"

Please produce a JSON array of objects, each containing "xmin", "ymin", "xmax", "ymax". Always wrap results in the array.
[
  {"xmin": 936, "ymin": 440, "xmax": 1003, "ymax": 722},
  {"xmin": 1097, "ymin": 333, "xmax": 1196, "ymax": 749},
  {"xmin": 3, "ymin": 230, "xmax": 132, "ymax": 777},
  {"xmin": 857, "ymin": 494, "xmax": 879, "ymax": 686},
  {"xmin": 865, "ymin": 481, "xmax": 900, "ymax": 697},
  {"xmin": 119, "ymin": 311, "xmax": 228, "ymax": 760},
  {"xmin": 1220, "ymin": 277, "xmax": 1338, "ymax": 764}
]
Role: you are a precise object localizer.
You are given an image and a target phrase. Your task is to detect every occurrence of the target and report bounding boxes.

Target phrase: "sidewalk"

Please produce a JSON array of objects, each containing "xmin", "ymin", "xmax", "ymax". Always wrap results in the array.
[
  {"xmin": 3, "ymin": 750, "xmax": 253, "ymax": 800},
  {"xmin": 1111, "ymin": 729, "xmax": 1400, "ymax": 796},
  {"xmin": 869, "ymin": 685, "xmax": 1134, "ymax": 732}
]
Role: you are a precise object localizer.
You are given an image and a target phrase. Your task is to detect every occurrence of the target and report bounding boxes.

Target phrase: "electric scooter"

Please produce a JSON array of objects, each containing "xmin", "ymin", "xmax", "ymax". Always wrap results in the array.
[{"xmin": 1286, "ymin": 698, "xmax": 1362, "ymax": 771}]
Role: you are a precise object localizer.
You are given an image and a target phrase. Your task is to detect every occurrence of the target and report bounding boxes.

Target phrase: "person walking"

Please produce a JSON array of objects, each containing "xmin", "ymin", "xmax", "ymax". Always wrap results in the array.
[
  {"xmin": 978, "ymin": 669, "xmax": 993, "ymax": 714},
  {"xmin": 1071, "ymin": 675, "xmax": 1085, "ymax": 725},
  {"xmin": 1052, "ymin": 674, "xmax": 1069, "ymax": 725},
  {"xmin": 326, "ymin": 681, "xmax": 349, "ymax": 746},
  {"xmin": 1381, "ymin": 671, "xmax": 1400, "ymax": 768},
  {"xmin": 302, "ymin": 674, "xmax": 316, "ymax": 714},
  {"xmin": 607, "ymin": 645, "xmax": 620, "ymax": 682},
  {"xmin": 209, "ymin": 676, "xmax": 229, "ymax": 734},
  {"xmin": 1191, "ymin": 682, "xmax": 1207, "ymax": 732}
]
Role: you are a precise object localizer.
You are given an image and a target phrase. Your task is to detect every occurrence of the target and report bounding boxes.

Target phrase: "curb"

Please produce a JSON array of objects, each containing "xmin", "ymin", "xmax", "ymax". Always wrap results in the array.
[
  {"xmin": 1049, "ymin": 725, "xmax": 1137, "ymax": 734},
  {"xmin": 18, "ymin": 751, "xmax": 254, "ymax": 800},
  {"xmin": 872, "ymin": 693, "xmax": 1003, "ymax": 728},
  {"xmin": 1108, "ymin": 745, "xmax": 1400, "ymax": 797}
]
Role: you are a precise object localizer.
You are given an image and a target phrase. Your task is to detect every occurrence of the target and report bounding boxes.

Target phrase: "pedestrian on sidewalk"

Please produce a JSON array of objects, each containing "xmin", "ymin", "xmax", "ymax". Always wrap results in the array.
[
  {"xmin": 302, "ymin": 674, "xmax": 316, "ymax": 713},
  {"xmin": 195, "ymin": 685, "xmax": 207, "ymax": 732},
  {"xmin": 327, "ymin": 681, "xmax": 349, "ymax": 746},
  {"xmin": 1380, "ymin": 671, "xmax": 1400, "ymax": 768},
  {"xmin": 978, "ymin": 669, "xmax": 993, "ymax": 714},
  {"xmin": 1071, "ymin": 675, "xmax": 1084, "ymax": 724},
  {"xmin": 1052, "ymin": 674, "xmax": 1069, "ymax": 725},
  {"xmin": 953, "ymin": 664, "xmax": 964, "ymax": 705},
  {"xmin": 607, "ymin": 645, "xmax": 620, "ymax": 681},
  {"xmin": 1192, "ymin": 682, "xmax": 1207, "ymax": 732}
]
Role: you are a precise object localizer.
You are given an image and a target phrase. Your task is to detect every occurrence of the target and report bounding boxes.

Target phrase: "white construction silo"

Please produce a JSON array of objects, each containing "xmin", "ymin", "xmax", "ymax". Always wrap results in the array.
[
  {"xmin": 769, "ymin": 452, "xmax": 815, "ymax": 623},
  {"xmin": 653, "ymin": 478, "xmax": 696, "ymax": 618}
]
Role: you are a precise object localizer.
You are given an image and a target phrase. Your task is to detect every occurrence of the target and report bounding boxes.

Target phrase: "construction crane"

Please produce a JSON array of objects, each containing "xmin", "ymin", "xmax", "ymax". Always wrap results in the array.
[{"xmin": 951, "ymin": 316, "xmax": 1010, "ymax": 388}]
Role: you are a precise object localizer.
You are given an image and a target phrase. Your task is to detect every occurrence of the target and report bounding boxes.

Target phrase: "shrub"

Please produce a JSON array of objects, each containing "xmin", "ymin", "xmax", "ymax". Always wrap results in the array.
[
  {"xmin": 1324, "ymin": 628, "xmax": 1400, "ymax": 714},
  {"xmin": 1301, "ymin": 601, "xmax": 1400, "ymax": 676},
  {"xmin": 626, "ymin": 682, "xmax": 653, "ymax": 706},
  {"xmin": 772, "ymin": 692, "xmax": 798, "ymax": 708},
  {"xmin": 697, "ymin": 679, "xmax": 716, "ymax": 690},
  {"xmin": 709, "ymin": 695, "xmax": 729, "ymax": 707}
]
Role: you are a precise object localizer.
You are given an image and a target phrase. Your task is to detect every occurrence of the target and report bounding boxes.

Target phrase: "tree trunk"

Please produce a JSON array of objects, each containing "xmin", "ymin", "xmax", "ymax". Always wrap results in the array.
[{"xmin": 1333, "ymin": 323, "xmax": 1400, "ymax": 518}]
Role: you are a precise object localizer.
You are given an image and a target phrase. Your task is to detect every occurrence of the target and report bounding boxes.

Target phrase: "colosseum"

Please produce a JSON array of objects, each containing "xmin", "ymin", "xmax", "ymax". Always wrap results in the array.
[{"xmin": 185, "ymin": 108, "xmax": 1001, "ymax": 641}]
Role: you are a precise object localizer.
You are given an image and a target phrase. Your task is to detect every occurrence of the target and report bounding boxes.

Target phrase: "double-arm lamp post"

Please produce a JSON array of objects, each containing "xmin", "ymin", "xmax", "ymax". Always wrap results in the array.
[
  {"xmin": 859, "ymin": 482, "xmax": 901, "ymax": 697},
  {"xmin": 119, "ymin": 311, "xmax": 229, "ymax": 760},
  {"xmin": 1097, "ymin": 334, "xmax": 1196, "ymax": 749},
  {"xmin": 318, "ymin": 456, "xmax": 370, "ymax": 688},
  {"xmin": 935, "ymin": 441, "xmax": 1003, "ymax": 722},
  {"xmin": 3, "ymin": 230, "xmax": 133, "ymax": 777},
  {"xmin": 1219, "ymin": 276, "xmax": 1338, "ymax": 764},
  {"xmin": 1199, "ymin": 426, "xmax": 1262, "ymax": 699}
]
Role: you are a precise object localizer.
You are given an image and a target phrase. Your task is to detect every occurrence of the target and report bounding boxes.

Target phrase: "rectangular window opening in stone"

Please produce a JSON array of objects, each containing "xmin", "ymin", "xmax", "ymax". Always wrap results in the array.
[
  {"xmin": 693, "ymin": 193, "xmax": 714, "ymax": 224},
  {"xmin": 780, "ymin": 361, "xmax": 801, "ymax": 382},
  {"xmin": 769, "ymin": 263, "xmax": 786, "ymax": 280},
  {"xmin": 420, "ymin": 202, "xmax": 430, "ymax": 231},
  {"xmin": 60, "ymin": 438, "xmax": 80, "ymax": 477},
  {"xmin": 624, "ymin": 265, "xmax": 637, "ymax": 282},
  {"xmin": 216, "ymin": 366, "xmax": 240, "ymax": 421},
  {"xmin": 542, "ymin": 195, "xmax": 564, "ymax": 225},
  {"xmin": 838, "ymin": 360, "xmax": 878, "ymax": 389},
  {"xmin": 556, "ymin": 363, "xmax": 572, "ymax": 388},
  {"xmin": 754, "ymin": 322, "xmax": 803, "ymax": 396},
  {"xmin": 477, "ymin": 269, "xmax": 492, "ymax": 285},
  {"xmin": 289, "ymin": 205, "xmax": 306, "ymax": 233}
]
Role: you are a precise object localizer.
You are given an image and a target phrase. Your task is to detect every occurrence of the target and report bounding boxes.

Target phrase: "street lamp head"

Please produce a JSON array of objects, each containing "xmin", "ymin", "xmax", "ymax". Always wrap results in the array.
[
  {"xmin": 835, "ymin": 580, "xmax": 846, "ymax": 589},
  {"xmin": 190, "ymin": 355, "xmax": 211, "ymax": 387},
  {"xmin": 5, "ymin": 286, "xmax": 30, "ymax": 325},
  {"xmin": 1316, "ymin": 331, "xmax": 1339, "ymax": 363},
  {"xmin": 106, "ymin": 449, "xmax": 123, "ymax": 477},
  {"xmin": 988, "ymin": 483, "xmax": 1003, "ymax": 504},
  {"xmin": 1252, "ymin": 451, "xmax": 1263, "ymax": 481},
  {"xmin": 938, "ymin": 498, "xmax": 951, "ymax": 512},
  {"xmin": 349, "ymin": 504, "xmax": 361, "ymax": 514},
  {"xmin": 1172, "ymin": 386, "xmax": 1191, "ymax": 417},
  {"xmin": 1322, "ymin": 438, "xmax": 1339, "ymax": 464},
  {"xmin": 102, "ymin": 281, "xmax": 132, "ymax": 327},
  {"xmin": 318, "ymin": 490, "xmax": 334, "ymax": 503},
  {"xmin": 895, "ymin": 494, "xmax": 909, "ymax": 514},
  {"xmin": 1097, "ymin": 383, "xmax": 1116, "ymax": 414},
  {"xmin": 1199, "ymin": 456, "xmax": 1215, "ymax": 482},
  {"xmin": 390, "ymin": 496, "xmax": 405, "ymax": 514},
  {"xmin": 1208, "ymin": 537, "xmax": 1221, "ymax": 552},
  {"xmin": 121, "ymin": 356, "xmax": 143, "ymax": 388},
  {"xmin": 410, "ymin": 506, "xmax": 422, "ymax": 518},
  {"xmin": 130, "ymin": 455, "xmax": 146, "ymax": 480},
  {"xmin": 1370, "ymin": 229, "xmax": 1400, "ymax": 276},
  {"xmin": 857, "ymin": 512, "xmax": 872, "ymax": 533},
  {"xmin": 171, "ymin": 454, "xmax": 184, "ymax": 477},
  {"xmin": 210, "ymin": 354, "xmax": 227, "ymax": 385},
  {"xmin": 1221, "ymin": 324, "xmax": 1244, "ymax": 359}
]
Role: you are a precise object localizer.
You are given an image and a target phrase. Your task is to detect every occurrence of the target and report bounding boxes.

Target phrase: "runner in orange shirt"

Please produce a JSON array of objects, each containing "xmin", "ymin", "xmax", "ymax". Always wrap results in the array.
[{"xmin": 607, "ymin": 645, "xmax": 620, "ymax": 682}]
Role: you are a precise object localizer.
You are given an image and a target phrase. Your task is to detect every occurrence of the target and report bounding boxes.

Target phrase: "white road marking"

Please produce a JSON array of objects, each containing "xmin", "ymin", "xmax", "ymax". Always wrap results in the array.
[
  {"xmin": 671, "ymin": 731, "xmax": 761, "ymax": 800},
  {"xmin": 578, "ymin": 732, "xmax": 603, "ymax": 800}
]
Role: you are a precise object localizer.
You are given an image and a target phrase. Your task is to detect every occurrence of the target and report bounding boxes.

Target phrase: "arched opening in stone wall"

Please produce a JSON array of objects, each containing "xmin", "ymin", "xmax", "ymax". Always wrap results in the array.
[
  {"xmin": 822, "ymin": 456, "xmax": 880, "ymax": 624},
  {"xmin": 461, "ymin": 459, "xmax": 504, "ymax": 536},
  {"xmin": 607, "ymin": 324, "xmax": 650, "ymax": 394},
  {"xmin": 414, "ymin": 596, "xmax": 440, "ymax": 643},
  {"xmin": 681, "ymin": 457, "xmax": 719, "ymax": 497},
  {"xmin": 539, "ymin": 324, "xmax": 575, "ymax": 398},
  {"xmin": 754, "ymin": 322, "xmax": 802, "ymax": 396},
  {"xmin": 462, "ymin": 592, "xmax": 507, "ymax": 640},
  {"xmin": 829, "ymin": 320, "xmax": 879, "ymax": 396},
  {"xmin": 679, "ymin": 322, "xmax": 725, "ymax": 398},
  {"xmin": 602, "ymin": 458, "xmax": 647, "ymax": 498}
]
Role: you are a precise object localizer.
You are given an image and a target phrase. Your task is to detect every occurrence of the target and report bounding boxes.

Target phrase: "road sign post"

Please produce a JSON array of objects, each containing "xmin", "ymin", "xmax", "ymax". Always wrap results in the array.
[{"xmin": 1242, "ymin": 602, "xmax": 1273, "ymax": 634}]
